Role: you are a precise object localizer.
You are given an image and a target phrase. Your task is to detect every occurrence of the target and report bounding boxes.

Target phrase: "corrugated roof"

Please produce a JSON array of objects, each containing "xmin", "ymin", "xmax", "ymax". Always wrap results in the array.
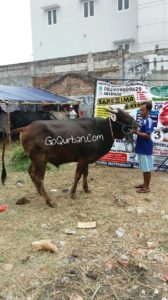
[{"xmin": 0, "ymin": 85, "xmax": 73, "ymax": 104}]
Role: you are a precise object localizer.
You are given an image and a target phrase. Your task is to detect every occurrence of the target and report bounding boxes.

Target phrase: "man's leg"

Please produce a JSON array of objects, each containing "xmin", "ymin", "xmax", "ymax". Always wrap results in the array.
[
  {"xmin": 136, "ymin": 155, "xmax": 152, "ymax": 193},
  {"xmin": 143, "ymin": 172, "xmax": 151, "ymax": 190},
  {"xmin": 134, "ymin": 155, "xmax": 144, "ymax": 188}
]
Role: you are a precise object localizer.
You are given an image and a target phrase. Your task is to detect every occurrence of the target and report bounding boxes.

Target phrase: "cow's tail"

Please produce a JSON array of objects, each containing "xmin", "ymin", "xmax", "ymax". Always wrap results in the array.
[{"xmin": 1, "ymin": 127, "xmax": 25, "ymax": 185}]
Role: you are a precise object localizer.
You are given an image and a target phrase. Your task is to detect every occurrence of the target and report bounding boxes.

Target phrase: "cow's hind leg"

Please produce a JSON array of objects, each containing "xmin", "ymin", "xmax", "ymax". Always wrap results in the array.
[
  {"xmin": 71, "ymin": 161, "xmax": 84, "ymax": 198},
  {"xmin": 83, "ymin": 164, "xmax": 90, "ymax": 193},
  {"xmin": 29, "ymin": 162, "xmax": 43, "ymax": 195},
  {"xmin": 28, "ymin": 160, "xmax": 54, "ymax": 208}
]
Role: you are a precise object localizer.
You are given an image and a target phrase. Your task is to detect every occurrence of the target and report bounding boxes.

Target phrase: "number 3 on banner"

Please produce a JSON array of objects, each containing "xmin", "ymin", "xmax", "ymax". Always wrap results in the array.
[{"xmin": 151, "ymin": 130, "xmax": 164, "ymax": 142}]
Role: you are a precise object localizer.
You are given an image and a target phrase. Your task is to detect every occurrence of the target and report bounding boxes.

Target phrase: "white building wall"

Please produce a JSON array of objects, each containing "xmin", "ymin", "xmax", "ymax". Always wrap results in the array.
[
  {"xmin": 138, "ymin": 0, "xmax": 168, "ymax": 51},
  {"xmin": 30, "ymin": 0, "xmax": 138, "ymax": 61}
]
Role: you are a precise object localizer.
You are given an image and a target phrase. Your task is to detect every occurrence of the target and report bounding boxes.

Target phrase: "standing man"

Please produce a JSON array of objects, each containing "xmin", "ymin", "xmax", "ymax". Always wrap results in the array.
[
  {"xmin": 69, "ymin": 105, "xmax": 77, "ymax": 119},
  {"xmin": 133, "ymin": 102, "xmax": 154, "ymax": 193}
]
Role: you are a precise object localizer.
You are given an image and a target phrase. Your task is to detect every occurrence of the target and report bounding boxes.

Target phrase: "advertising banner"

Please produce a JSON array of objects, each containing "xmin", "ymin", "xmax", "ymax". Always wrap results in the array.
[{"xmin": 94, "ymin": 80, "xmax": 168, "ymax": 171}]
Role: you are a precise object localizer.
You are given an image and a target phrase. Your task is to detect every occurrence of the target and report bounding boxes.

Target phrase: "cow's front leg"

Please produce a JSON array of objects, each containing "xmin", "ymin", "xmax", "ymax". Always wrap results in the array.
[
  {"xmin": 71, "ymin": 162, "xmax": 83, "ymax": 198},
  {"xmin": 83, "ymin": 164, "xmax": 90, "ymax": 193}
]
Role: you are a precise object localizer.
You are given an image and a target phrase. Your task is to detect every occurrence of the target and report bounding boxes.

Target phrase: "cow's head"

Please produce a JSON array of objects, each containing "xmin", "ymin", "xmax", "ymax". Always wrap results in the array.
[{"xmin": 105, "ymin": 107, "xmax": 138, "ymax": 139}]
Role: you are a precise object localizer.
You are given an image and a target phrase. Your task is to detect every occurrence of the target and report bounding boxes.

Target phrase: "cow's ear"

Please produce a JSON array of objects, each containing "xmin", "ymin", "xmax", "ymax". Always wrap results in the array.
[{"xmin": 110, "ymin": 113, "xmax": 117, "ymax": 122}]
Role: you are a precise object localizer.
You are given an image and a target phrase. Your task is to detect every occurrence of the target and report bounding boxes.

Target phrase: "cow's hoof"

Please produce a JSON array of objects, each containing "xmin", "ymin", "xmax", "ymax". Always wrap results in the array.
[
  {"xmin": 71, "ymin": 193, "xmax": 76, "ymax": 199},
  {"xmin": 48, "ymin": 202, "xmax": 56, "ymax": 208},
  {"xmin": 84, "ymin": 189, "xmax": 91, "ymax": 194}
]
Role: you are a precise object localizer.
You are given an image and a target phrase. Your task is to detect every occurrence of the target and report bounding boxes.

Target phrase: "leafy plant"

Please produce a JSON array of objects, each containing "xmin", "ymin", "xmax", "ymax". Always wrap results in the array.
[{"xmin": 10, "ymin": 146, "xmax": 53, "ymax": 171}]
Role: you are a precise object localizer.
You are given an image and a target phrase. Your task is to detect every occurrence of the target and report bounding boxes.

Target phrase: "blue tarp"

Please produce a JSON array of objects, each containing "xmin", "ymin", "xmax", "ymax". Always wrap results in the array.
[{"xmin": 0, "ymin": 85, "xmax": 73, "ymax": 104}]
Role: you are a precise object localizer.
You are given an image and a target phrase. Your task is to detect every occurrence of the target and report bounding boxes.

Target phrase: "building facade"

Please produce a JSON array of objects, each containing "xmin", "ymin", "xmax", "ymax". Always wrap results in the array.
[
  {"xmin": 30, "ymin": 0, "xmax": 168, "ymax": 62},
  {"xmin": 138, "ymin": 0, "xmax": 168, "ymax": 52},
  {"xmin": 30, "ymin": 0, "xmax": 138, "ymax": 61}
]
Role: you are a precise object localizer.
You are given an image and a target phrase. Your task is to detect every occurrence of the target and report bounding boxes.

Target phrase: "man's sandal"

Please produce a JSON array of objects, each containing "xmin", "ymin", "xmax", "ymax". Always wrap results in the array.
[
  {"xmin": 134, "ymin": 184, "xmax": 144, "ymax": 188},
  {"xmin": 136, "ymin": 188, "xmax": 150, "ymax": 193}
]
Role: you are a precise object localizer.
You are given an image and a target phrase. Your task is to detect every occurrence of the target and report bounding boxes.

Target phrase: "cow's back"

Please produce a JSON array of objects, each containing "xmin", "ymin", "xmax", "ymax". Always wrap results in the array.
[
  {"xmin": 20, "ymin": 118, "xmax": 112, "ymax": 164},
  {"xmin": 10, "ymin": 111, "xmax": 54, "ymax": 129}
]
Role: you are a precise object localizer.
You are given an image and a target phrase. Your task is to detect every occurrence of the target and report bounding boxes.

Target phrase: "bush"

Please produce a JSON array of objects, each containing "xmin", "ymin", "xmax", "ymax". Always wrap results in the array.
[
  {"xmin": 10, "ymin": 146, "xmax": 53, "ymax": 172},
  {"xmin": 10, "ymin": 146, "xmax": 30, "ymax": 171}
]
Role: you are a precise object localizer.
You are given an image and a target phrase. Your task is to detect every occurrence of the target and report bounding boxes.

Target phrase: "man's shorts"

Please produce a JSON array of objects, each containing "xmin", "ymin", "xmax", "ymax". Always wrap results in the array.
[{"xmin": 138, "ymin": 154, "xmax": 153, "ymax": 172}]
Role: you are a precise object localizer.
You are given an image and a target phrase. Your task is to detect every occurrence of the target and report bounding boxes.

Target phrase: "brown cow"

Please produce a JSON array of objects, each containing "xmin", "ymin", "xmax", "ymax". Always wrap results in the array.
[{"xmin": 1, "ymin": 108, "xmax": 137, "ymax": 207}]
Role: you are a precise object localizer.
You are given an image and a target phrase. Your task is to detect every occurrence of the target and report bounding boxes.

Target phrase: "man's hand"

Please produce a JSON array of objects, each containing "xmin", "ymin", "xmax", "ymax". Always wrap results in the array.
[
  {"xmin": 132, "ymin": 128, "xmax": 139, "ymax": 135},
  {"xmin": 131, "ymin": 129, "xmax": 150, "ymax": 139}
]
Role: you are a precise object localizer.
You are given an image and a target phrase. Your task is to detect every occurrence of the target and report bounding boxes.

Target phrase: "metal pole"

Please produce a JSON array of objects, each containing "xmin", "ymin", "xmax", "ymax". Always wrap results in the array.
[{"xmin": 155, "ymin": 157, "xmax": 168, "ymax": 172}]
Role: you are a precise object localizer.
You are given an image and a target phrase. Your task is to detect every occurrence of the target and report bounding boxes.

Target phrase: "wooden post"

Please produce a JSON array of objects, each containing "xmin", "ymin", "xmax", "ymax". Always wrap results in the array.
[{"xmin": 6, "ymin": 103, "xmax": 11, "ymax": 142}]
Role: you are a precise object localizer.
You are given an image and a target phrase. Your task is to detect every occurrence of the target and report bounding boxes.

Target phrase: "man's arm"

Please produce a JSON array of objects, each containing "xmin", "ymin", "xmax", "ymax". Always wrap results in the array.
[{"xmin": 132, "ymin": 129, "xmax": 150, "ymax": 139}]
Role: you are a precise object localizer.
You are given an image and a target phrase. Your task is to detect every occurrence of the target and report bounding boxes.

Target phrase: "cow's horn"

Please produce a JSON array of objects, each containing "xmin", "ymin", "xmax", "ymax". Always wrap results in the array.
[
  {"xmin": 104, "ymin": 108, "xmax": 112, "ymax": 113},
  {"xmin": 104, "ymin": 107, "xmax": 118, "ymax": 114},
  {"xmin": 109, "ymin": 106, "xmax": 118, "ymax": 113}
]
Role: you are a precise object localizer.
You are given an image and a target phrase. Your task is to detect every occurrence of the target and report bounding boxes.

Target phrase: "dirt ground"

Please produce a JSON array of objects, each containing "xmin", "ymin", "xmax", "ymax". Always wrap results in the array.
[{"xmin": 0, "ymin": 143, "xmax": 168, "ymax": 300}]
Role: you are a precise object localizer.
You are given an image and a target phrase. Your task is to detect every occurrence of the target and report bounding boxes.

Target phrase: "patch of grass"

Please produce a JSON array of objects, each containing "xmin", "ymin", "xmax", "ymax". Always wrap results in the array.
[
  {"xmin": 10, "ymin": 146, "xmax": 53, "ymax": 172},
  {"xmin": 0, "ymin": 256, "xmax": 5, "ymax": 263},
  {"xmin": 10, "ymin": 146, "xmax": 30, "ymax": 171},
  {"xmin": 161, "ymin": 241, "xmax": 168, "ymax": 251}
]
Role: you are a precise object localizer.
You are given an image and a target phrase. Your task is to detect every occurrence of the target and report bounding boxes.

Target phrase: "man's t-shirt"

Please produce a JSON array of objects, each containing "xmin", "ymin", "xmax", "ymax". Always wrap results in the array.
[
  {"xmin": 135, "ymin": 116, "xmax": 154, "ymax": 155},
  {"xmin": 69, "ymin": 109, "xmax": 77, "ymax": 119}
]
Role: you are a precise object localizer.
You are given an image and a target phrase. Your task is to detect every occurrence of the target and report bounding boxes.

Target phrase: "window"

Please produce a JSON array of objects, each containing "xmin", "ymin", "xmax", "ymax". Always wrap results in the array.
[
  {"xmin": 84, "ymin": 2, "xmax": 88, "ymax": 17},
  {"xmin": 90, "ymin": 1, "xmax": 94, "ymax": 16},
  {"xmin": 118, "ymin": 43, "xmax": 130, "ymax": 52},
  {"xmin": 118, "ymin": 0, "xmax": 129, "ymax": 11},
  {"xmin": 48, "ymin": 11, "xmax": 52, "ymax": 25},
  {"xmin": 118, "ymin": 0, "xmax": 122, "ymax": 10},
  {"xmin": 118, "ymin": 44, "xmax": 123, "ymax": 50},
  {"xmin": 153, "ymin": 58, "xmax": 157, "ymax": 70},
  {"xmin": 125, "ymin": 43, "xmax": 129, "ymax": 51},
  {"xmin": 124, "ymin": 0, "xmax": 129, "ymax": 9},
  {"xmin": 48, "ymin": 9, "xmax": 57, "ymax": 25},
  {"xmin": 84, "ymin": 1, "xmax": 94, "ymax": 18},
  {"xmin": 53, "ymin": 10, "xmax": 57, "ymax": 24}
]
